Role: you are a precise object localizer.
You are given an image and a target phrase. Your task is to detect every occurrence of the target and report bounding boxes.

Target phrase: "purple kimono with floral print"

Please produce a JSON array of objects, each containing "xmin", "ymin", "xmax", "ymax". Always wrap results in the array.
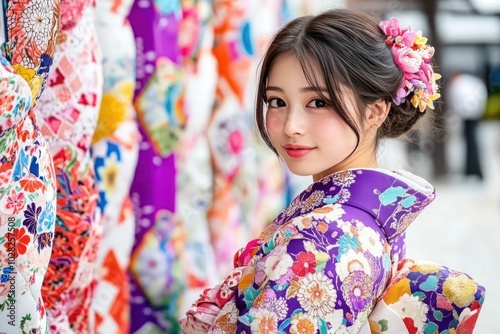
[{"xmin": 180, "ymin": 168, "xmax": 436, "ymax": 333}]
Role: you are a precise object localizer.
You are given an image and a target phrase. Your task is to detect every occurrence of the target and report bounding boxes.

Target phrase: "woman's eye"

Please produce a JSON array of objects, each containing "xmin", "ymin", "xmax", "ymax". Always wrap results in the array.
[
  {"xmin": 307, "ymin": 99, "xmax": 327, "ymax": 108},
  {"xmin": 268, "ymin": 98, "xmax": 286, "ymax": 108}
]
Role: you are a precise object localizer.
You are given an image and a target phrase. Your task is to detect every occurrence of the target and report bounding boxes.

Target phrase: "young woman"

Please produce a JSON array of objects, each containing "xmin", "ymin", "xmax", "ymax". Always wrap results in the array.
[{"xmin": 180, "ymin": 9, "xmax": 484, "ymax": 333}]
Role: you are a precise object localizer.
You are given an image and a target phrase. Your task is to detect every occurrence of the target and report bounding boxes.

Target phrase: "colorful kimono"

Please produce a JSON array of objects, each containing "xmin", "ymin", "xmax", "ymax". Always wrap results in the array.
[
  {"xmin": 363, "ymin": 258, "xmax": 485, "ymax": 333},
  {"xmin": 181, "ymin": 169, "xmax": 486, "ymax": 333},
  {"xmin": 127, "ymin": 1, "xmax": 186, "ymax": 332},
  {"xmin": 35, "ymin": 0, "xmax": 103, "ymax": 332},
  {"xmin": 180, "ymin": 169, "xmax": 438, "ymax": 332},
  {"xmin": 0, "ymin": 0, "xmax": 59, "ymax": 332},
  {"xmin": 91, "ymin": 0, "xmax": 139, "ymax": 332}
]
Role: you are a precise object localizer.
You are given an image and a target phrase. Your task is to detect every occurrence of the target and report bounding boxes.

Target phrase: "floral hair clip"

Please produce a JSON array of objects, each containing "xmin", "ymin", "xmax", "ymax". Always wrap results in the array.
[{"xmin": 380, "ymin": 17, "xmax": 441, "ymax": 112}]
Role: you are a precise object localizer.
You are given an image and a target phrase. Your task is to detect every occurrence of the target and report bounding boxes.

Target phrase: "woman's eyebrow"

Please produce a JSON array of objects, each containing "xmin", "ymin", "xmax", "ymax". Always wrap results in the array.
[
  {"xmin": 300, "ymin": 86, "xmax": 328, "ymax": 93},
  {"xmin": 265, "ymin": 86, "xmax": 283, "ymax": 92},
  {"xmin": 265, "ymin": 86, "xmax": 328, "ymax": 93}
]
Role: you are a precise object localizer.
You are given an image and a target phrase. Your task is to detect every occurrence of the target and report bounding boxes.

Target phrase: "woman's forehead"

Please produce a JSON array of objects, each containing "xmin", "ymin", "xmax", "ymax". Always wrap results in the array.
[{"xmin": 268, "ymin": 53, "xmax": 326, "ymax": 87}]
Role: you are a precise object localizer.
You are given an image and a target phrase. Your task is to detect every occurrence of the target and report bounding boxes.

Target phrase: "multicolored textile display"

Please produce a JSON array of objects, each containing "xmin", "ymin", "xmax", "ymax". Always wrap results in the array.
[
  {"xmin": 91, "ymin": 0, "xmax": 139, "ymax": 333},
  {"xmin": 127, "ymin": 1, "xmax": 289, "ymax": 331},
  {"xmin": 206, "ymin": 0, "xmax": 262, "ymax": 278},
  {"xmin": 0, "ymin": 0, "xmax": 59, "ymax": 332},
  {"xmin": 176, "ymin": 0, "xmax": 219, "ymax": 316},
  {"xmin": 36, "ymin": 0, "xmax": 103, "ymax": 332},
  {"xmin": 128, "ymin": 1, "xmax": 186, "ymax": 332}
]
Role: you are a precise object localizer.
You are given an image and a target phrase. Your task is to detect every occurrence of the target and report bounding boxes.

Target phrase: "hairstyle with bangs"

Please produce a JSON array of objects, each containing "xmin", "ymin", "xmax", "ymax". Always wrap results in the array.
[{"xmin": 256, "ymin": 9, "xmax": 424, "ymax": 156}]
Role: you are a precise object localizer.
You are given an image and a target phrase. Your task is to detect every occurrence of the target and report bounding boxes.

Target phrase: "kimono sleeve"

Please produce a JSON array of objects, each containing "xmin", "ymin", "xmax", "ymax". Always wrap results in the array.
[{"xmin": 235, "ymin": 235, "xmax": 388, "ymax": 333}]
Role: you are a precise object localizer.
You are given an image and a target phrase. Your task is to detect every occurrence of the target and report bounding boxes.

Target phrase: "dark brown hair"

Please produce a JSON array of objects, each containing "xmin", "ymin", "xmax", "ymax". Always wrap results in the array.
[{"xmin": 255, "ymin": 9, "xmax": 426, "ymax": 155}]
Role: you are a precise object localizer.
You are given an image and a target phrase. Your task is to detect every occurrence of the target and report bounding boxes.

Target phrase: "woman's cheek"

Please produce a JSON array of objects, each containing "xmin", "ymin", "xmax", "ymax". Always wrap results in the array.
[{"xmin": 265, "ymin": 112, "xmax": 282, "ymax": 137}]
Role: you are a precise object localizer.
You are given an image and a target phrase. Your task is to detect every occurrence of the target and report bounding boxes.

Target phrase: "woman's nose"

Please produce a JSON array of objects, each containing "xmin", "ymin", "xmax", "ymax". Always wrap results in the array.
[{"xmin": 283, "ymin": 107, "xmax": 306, "ymax": 137}]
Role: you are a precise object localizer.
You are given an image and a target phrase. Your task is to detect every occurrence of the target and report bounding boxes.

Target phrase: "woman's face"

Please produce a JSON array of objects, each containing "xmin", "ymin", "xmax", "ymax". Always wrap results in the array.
[{"xmin": 264, "ymin": 54, "xmax": 377, "ymax": 181}]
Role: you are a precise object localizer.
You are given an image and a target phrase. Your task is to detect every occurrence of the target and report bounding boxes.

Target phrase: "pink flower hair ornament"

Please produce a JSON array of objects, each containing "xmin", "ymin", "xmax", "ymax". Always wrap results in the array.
[{"xmin": 380, "ymin": 17, "xmax": 441, "ymax": 112}]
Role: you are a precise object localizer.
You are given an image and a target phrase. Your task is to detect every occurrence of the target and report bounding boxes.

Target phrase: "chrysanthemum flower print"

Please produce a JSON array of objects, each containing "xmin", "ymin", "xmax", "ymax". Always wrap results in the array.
[
  {"xmin": 443, "ymin": 274, "xmax": 478, "ymax": 308},
  {"xmin": 342, "ymin": 271, "xmax": 374, "ymax": 313},
  {"xmin": 297, "ymin": 272, "xmax": 337, "ymax": 317},
  {"xmin": 213, "ymin": 300, "xmax": 239, "ymax": 333},
  {"xmin": 290, "ymin": 313, "xmax": 318, "ymax": 334},
  {"xmin": 7, "ymin": 0, "xmax": 59, "ymax": 101},
  {"xmin": 250, "ymin": 309, "xmax": 279, "ymax": 334},
  {"xmin": 370, "ymin": 259, "xmax": 485, "ymax": 333},
  {"xmin": 264, "ymin": 248, "xmax": 293, "ymax": 281},
  {"xmin": 336, "ymin": 249, "xmax": 372, "ymax": 280},
  {"xmin": 391, "ymin": 293, "xmax": 429, "ymax": 330},
  {"xmin": 180, "ymin": 169, "xmax": 444, "ymax": 333},
  {"xmin": 262, "ymin": 291, "xmax": 288, "ymax": 320},
  {"xmin": 300, "ymin": 190, "xmax": 324, "ymax": 213},
  {"xmin": 414, "ymin": 261, "xmax": 441, "ymax": 275},
  {"xmin": 357, "ymin": 223, "xmax": 386, "ymax": 256},
  {"xmin": 309, "ymin": 203, "xmax": 346, "ymax": 221},
  {"xmin": 331, "ymin": 170, "xmax": 355, "ymax": 187}
]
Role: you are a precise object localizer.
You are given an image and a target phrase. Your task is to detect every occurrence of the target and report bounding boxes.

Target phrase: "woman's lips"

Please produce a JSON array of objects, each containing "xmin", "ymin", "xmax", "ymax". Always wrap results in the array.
[{"xmin": 283, "ymin": 145, "xmax": 315, "ymax": 158}]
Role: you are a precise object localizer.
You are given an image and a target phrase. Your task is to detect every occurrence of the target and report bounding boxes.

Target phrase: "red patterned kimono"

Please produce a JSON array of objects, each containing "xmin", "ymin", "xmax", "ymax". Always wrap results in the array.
[{"xmin": 36, "ymin": 0, "xmax": 103, "ymax": 332}]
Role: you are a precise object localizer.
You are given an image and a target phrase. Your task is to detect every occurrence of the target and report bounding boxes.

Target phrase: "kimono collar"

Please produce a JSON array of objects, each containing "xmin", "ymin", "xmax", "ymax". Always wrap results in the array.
[{"xmin": 273, "ymin": 168, "xmax": 435, "ymax": 244}]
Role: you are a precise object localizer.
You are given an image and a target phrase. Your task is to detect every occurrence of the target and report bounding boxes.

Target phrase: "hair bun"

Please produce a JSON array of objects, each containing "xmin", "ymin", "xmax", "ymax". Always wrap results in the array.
[{"xmin": 380, "ymin": 17, "xmax": 441, "ymax": 113}]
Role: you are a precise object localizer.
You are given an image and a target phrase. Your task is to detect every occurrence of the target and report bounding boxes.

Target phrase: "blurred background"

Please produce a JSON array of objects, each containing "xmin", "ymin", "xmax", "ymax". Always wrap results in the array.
[{"xmin": 342, "ymin": 0, "xmax": 500, "ymax": 332}]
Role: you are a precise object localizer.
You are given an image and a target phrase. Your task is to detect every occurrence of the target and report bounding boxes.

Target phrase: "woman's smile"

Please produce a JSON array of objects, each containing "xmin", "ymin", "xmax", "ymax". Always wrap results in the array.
[{"xmin": 283, "ymin": 144, "xmax": 315, "ymax": 158}]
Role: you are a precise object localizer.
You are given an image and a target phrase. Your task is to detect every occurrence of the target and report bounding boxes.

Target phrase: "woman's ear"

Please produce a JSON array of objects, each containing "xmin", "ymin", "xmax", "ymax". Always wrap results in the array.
[{"xmin": 365, "ymin": 99, "xmax": 390, "ymax": 129}]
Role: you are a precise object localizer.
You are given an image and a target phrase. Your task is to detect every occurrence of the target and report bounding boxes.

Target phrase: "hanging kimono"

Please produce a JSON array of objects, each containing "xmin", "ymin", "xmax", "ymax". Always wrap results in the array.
[
  {"xmin": 176, "ymin": 0, "xmax": 219, "ymax": 315},
  {"xmin": 36, "ymin": 0, "xmax": 104, "ymax": 332},
  {"xmin": 127, "ymin": 1, "xmax": 186, "ymax": 332},
  {"xmin": 245, "ymin": 0, "xmax": 288, "ymax": 235},
  {"xmin": 0, "ymin": 1, "xmax": 59, "ymax": 332},
  {"xmin": 91, "ymin": 0, "xmax": 139, "ymax": 333},
  {"xmin": 179, "ymin": 0, "xmax": 289, "ymax": 319},
  {"xmin": 181, "ymin": 169, "xmax": 442, "ymax": 332},
  {"xmin": 207, "ymin": 0, "xmax": 263, "ymax": 279}
]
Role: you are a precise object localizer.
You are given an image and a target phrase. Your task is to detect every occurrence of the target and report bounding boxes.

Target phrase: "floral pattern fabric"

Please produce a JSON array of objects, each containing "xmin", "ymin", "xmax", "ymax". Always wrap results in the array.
[
  {"xmin": 127, "ymin": 0, "xmax": 186, "ymax": 332},
  {"xmin": 5, "ymin": 0, "xmax": 60, "ymax": 105},
  {"xmin": 0, "ymin": 0, "xmax": 59, "ymax": 332},
  {"xmin": 207, "ymin": 0, "xmax": 265, "ymax": 278},
  {"xmin": 180, "ymin": 169, "xmax": 436, "ymax": 333},
  {"xmin": 177, "ymin": 0, "xmax": 220, "ymax": 317},
  {"xmin": 91, "ymin": 0, "xmax": 139, "ymax": 332},
  {"xmin": 0, "ymin": 58, "xmax": 57, "ymax": 334},
  {"xmin": 365, "ymin": 259, "xmax": 485, "ymax": 334},
  {"xmin": 35, "ymin": 1, "xmax": 103, "ymax": 332}
]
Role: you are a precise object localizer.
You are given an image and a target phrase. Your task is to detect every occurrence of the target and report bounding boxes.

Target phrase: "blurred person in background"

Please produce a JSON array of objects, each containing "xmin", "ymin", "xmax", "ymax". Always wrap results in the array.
[{"xmin": 446, "ymin": 71, "xmax": 488, "ymax": 180}]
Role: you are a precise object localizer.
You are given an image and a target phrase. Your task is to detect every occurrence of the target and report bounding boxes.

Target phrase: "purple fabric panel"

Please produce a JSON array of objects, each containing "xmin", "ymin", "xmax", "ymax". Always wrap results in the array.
[
  {"xmin": 129, "ymin": 123, "xmax": 177, "ymax": 333},
  {"xmin": 128, "ymin": 0, "xmax": 180, "ymax": 98},
  {"xmin": 130, "ymin": 126, "xmax": 176, "ymax": 237}
]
